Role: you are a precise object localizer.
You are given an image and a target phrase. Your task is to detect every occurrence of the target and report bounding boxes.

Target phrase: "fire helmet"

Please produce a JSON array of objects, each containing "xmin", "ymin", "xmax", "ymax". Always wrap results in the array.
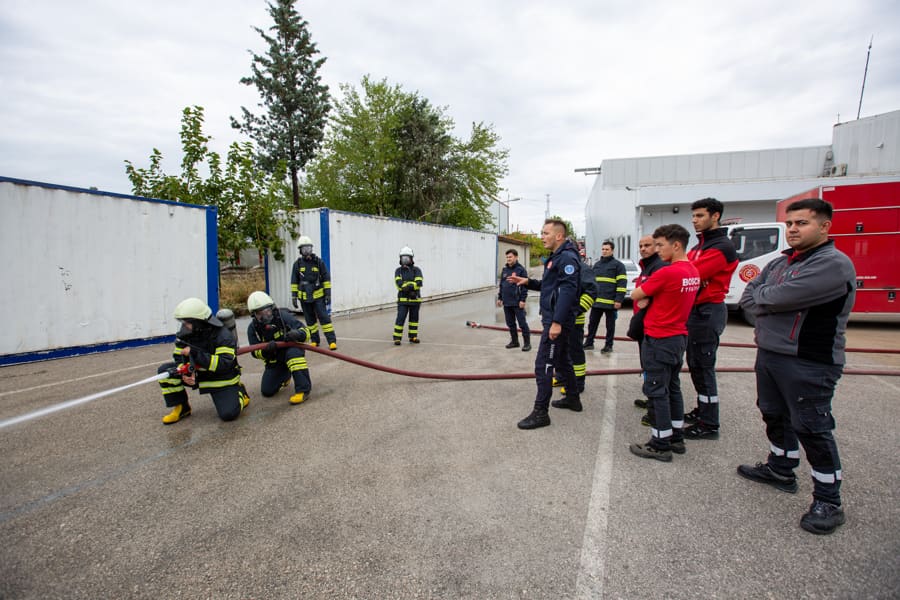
[
  {"xmin": 399, "ymin": 246, "xmax": 414, "ymax": 258},
  {"xmin": 247, "ymin": 291, "xmax": 275, "ymax": 313},
  {"xmin": 297, "ymin": 235, "xmax": 314, "ymax": 256},
  {"xmin": 174, "ymin": 297, "xmax": 222, "ymax": 326}
]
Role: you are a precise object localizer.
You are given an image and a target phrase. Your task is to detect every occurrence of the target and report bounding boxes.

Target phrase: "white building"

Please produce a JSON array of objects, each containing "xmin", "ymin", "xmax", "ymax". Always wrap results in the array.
[{"xmin": 584, "ymin": 109, "xmax": 900, "ymax": 260}]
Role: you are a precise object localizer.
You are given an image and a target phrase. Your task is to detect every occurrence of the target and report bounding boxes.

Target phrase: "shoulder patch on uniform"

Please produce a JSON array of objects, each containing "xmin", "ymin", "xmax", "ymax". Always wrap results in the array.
[{"xmin": 564, "ymin": 264, "xmax": 576, "ymax": 275}]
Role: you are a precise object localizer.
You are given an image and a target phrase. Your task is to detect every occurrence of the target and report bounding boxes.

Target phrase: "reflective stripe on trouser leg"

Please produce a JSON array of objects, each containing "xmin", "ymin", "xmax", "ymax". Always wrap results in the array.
[
  {"xmin": 641, "ymin": 335, "xmax": 687, "ymax": 449},
  {"xmin": 394, "ymin": 304, "xmax": 409, "ymax": 340},
  {"xmin": 158, "ymin": 362, "xmax": 188, "ymax": 407},
  {"xmin": 407, "ymin": 305, "xmax": 420, "ymax": 339},
  {"xmin": 686, "ymin": 302, "xmax": 726, "ymax": 428}
]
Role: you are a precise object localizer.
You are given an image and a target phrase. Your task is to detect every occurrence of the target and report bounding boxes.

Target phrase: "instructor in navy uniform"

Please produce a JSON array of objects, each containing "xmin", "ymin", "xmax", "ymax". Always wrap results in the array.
[{"xmin": 507, "ymin": 218, "xmax": 581, "ymax": 430}]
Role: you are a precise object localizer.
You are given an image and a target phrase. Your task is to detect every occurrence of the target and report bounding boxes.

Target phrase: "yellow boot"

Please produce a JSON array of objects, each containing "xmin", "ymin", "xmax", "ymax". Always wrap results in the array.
[
  {"xmin": 329, "ymin": 342, "xmax": 337, "ymax": 350},
  {"xmin": 239, "ymin": 386, "xmax": 251, "ymax": 410},
  {"xmin": 289, "ymin": 391, "xmax": 307, "ymax": 405},
  {"xmin": 162, "ymin": 403, "xmax": 191, "ymax": 425}
]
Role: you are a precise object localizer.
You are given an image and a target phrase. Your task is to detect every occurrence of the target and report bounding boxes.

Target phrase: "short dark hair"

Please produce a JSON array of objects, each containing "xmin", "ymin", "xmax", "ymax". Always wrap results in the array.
[
  {"xmin": 602, "ymin": 240, "xmax": 614, "ymax": 250},
  {"xmin": 691, "ymin": 197, "xmax": 724, "ymax": 220},
  {"xmin": 786, "ymin": 198, "xmax": 833, "ymax": 221},
  {"xmin": 544, "ymin": 218, "xmax": 568, "ymax": 236},
  {"xmin": 505, "ymin": 248, "xmax": 519, "ymax": 257},
  {"xmin": 652, "ymin": 224, "xmax": 690, "ymax": 249}
]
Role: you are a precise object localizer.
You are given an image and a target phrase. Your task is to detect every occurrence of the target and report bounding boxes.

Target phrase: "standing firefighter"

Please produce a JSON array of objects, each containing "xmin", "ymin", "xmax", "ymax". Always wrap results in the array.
[
  {"xmin": 394, "ymin": 246, "xmax": 423, "ymax": 345},
  {"xmin": 290, "ymin": 236, "xmax": 338, "ymax": 350},
  {"xmin": 557, "ymin": 256, "xmax": 599, "ymax": 400},
  {"xmin": 246, "ymin": 291, "xmax": 312, "ymax": 406},
  {"xmin": 156, "ymin": 297, "xmax": 250, "ymax": 424}
]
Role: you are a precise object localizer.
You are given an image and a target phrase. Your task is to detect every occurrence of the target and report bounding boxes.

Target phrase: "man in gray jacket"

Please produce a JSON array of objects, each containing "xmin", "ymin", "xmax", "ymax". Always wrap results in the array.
[{"xmin": 737, "ymin": 198, "xmax": 855, "ymax": 535}]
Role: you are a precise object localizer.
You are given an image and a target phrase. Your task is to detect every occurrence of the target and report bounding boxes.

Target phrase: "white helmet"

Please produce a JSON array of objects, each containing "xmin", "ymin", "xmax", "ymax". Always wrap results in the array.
[
  {"xmin": 247, "ymin": 291, "xmax": 275, "ymax": 313},
  {"xmin": 174, "ymin": 297, "xmax": 222, "ymax": 326},
  {"xmin": 399, "ymin": 246, "xmax": 414, "ymax": 258},
  {"xmin": 297, "ymin": 235, "xmax": 314, "ymax": 256}
]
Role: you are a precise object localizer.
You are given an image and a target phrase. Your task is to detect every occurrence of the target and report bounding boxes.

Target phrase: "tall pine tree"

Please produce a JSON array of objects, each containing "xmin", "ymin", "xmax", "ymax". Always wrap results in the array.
[{"xmin": 232, "ymin": 0, "xmax": 330, "ymax": 208}]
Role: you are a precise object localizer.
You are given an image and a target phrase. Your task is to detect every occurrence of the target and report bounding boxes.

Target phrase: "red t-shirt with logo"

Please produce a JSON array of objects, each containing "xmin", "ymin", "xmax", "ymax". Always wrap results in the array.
[{"xmin": 638, "ymin": 260, "xmax": 700, "ymax": 338}]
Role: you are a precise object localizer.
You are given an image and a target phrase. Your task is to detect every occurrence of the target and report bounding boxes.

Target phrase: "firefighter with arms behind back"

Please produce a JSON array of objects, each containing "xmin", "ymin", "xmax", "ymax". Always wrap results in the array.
[{"xmin": 290, "ymin": 236, "xmax": 338, "ymax": 350}]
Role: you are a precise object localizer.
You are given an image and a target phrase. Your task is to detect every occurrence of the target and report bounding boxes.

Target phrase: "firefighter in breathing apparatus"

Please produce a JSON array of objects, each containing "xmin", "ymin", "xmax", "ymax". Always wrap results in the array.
[
  {"xmin": 246, "ymin": 291, "xmax": 312, "ymax": 405},
  {"xmin": 156, "ymin": 297, "xmax": 250, "ymax": 424},
  {"xmin": 393, "ymin": 246, "xmax": 423, "ymax": 345},
  {"xmin": 290, "ymin": 236, "xmax": 338, "ymax": 350}
]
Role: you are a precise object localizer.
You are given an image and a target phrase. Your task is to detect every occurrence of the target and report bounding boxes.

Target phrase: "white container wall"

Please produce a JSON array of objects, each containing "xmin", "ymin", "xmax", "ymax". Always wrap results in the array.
[
  {"xmin": 0, "ymin": 177, "xmax": 217, "ymax": 364},
  {"xmin": 267, "ymin": 209, "xmax": 497, "ymax": 313}
]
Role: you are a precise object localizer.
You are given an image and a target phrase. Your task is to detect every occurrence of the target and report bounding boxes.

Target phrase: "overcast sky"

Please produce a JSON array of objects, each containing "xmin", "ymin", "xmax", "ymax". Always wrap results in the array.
[{"xmin": 2, "ymin": 1, "xmax": 899, "ymax": 235}]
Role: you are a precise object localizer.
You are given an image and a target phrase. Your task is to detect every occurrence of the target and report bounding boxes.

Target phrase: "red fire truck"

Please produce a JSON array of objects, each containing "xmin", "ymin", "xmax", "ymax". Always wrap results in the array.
[{"xmin": 725, "ymin": 181, "xmax": 899, "ymax": 323}]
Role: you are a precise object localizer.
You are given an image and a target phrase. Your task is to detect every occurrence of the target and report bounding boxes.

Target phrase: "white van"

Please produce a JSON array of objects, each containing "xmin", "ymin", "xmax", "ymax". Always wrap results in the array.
[{"xmin": 723, "ymin": 222, "xmax": 789, "ymax": 324}]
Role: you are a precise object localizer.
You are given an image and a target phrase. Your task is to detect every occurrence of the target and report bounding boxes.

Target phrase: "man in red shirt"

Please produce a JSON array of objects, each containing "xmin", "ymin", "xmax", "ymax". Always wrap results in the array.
[
  {"xmin": 629, "ymin": 224, "xmax": 700, "ymax": 461},
  {"xmin": 684, "ymin": 198, "xmax": 738, "ymax": 440}
]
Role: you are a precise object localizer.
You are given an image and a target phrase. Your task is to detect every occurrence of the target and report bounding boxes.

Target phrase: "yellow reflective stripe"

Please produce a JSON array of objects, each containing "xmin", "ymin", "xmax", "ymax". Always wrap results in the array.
[
  {"xmin": 162, "ymin": 385, "xmax": 185, "ymax": 394},
  {"xmin": 579, "ymin": 294, "xmax": 594, "ymax": 310},
  {"xmin": 216, "ymin": 346, "xmax": 236, "ymax": 356},
  {"xmin": 575, "ymin": 314, "xmax": 586, "ymax": 325},
  {"xmin": 208, "ymin": 355, "xmax": 219, "ymax": 371},
  {"xmin": 574, "ymin": 364, "xmax": 586, "ymax": 376},
  {"xmin": 596, "ymin": 277, "xmax": 616, "ymax": 283},
  {"xmin": 595, "ymin": 298, "xmax": 616, "ymax": 305},
  {"xmin": 312, "ymin": 288, "xmax": 325, "ymax": 299},
  {"xmin": 199, "ymin": 376, "xmax": 241, "ymax": 389},
  {"xmin": 323, "ymin": 281, "xmax": 332, "ymax": 289},
  {"xmin": 308, "ymin": 323, "xmax": 319, "ymax": 333},
  {"xmin": 321, "ymin": 323, "xmax": 335, "ymax": 332},
  {"xmin": 291, "ymin": 284, "xmax": 299, "ymax": 292},
  {"xmin": 616, "ymin": 274, "xmax": 627, "ymax": 280},
  {"xmin": 287, "ymin": 357, "xmax": 308, "ymax": 370},
  {"xmin": 616, "ymin": 286, "xmax": 627, "ymax": 293}
]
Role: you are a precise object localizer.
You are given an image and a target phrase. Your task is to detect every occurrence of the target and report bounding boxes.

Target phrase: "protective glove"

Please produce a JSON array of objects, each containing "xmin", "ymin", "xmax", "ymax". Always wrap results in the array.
[
  {"xmin": 262, "ymin": 340, "xmax": 279, "ymax": 360},
  {"xmin": 285, "ymin": 329, "xmax": 307, "ymax": 343},
  {"xmin": 291, "ymin": 295, "xmax": 299, "ymax": 309}
]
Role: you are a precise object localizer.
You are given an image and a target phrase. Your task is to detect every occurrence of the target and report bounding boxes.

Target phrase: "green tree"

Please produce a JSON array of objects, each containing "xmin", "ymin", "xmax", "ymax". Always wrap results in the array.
[
  {"xmin": 125, "ymin": 106, "xmax": 298, "ymax": 263},
  {"xmin": 231, "ymin": 0, "xmax": 330, "ymax": 209},
  {"xmin": 302, "ymin": 75, "xmax": 508, "ymax": 230}
]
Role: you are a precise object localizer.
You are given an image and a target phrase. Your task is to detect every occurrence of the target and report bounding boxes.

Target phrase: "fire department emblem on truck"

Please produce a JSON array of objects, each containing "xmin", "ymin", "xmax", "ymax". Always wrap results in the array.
[{"xmin": 739, "ymin": 263, "xmax": 761, "ymax": 282}]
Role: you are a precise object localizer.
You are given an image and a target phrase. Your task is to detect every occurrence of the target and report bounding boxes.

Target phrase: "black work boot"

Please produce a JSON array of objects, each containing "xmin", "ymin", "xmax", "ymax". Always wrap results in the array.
[
  {"xmin": 736, "ymin": 462, "xmax": 798, "ymax": 493},
  {"xmin": 800, "ymin": 500, "xmax": 845, "ymax": 535},
  {"xmin": 551, "ymin": 396, "xmax": 583, "ymax": 412},
  {"xmin": 505, "ymin": 338, "xmax": 520, "ymax": 349},
  {"xmin": 517, "ymin": 409, "xmax": 550, "ymax": 430},
  {"xmin": 521, "ymin": 337, "xmax": 531, "ymax": 352}
]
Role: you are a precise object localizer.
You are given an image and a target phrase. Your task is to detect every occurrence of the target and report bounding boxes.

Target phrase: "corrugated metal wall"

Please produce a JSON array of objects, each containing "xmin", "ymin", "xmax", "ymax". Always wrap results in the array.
[
  {"xmin": 0, "ymin": 178, "xmax": 215, "ymax": 363},
  {"xmin": 267, "ymin": 209, "xmax": 497, "ymax": 314}
]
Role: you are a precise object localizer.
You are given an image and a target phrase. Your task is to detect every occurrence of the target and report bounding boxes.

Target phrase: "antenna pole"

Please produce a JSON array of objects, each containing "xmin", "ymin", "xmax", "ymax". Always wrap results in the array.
[{"xmin": 857, "ymin": 36, "xmax": 873, "ymax": 120}]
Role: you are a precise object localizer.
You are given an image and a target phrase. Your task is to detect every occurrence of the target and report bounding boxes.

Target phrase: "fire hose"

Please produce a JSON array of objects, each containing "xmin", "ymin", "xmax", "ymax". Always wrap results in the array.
[
  {"xmin": 463, "ymin": 320, "xmax": 900, "ymax": 356},
  {"xmin": 3, "ymin": 328, "xmax": 897, "ymax": 431}
]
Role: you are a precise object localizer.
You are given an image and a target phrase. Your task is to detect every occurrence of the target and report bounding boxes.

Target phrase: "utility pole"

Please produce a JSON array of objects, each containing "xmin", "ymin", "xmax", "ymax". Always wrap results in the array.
[{"xmin": 857, "ymin": 35, "xmax": 873, "ymax": 120}]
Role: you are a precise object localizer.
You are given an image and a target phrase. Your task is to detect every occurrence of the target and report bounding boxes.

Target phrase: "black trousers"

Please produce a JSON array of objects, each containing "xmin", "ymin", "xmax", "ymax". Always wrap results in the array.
[
  {"xmin": 157, "ymin": 362, "xmax": 243, "ymax": 422},
  {"xmin": 259, "ymin": 347, "xmax": 311, "ymax": 396},
  {"xmin": 503, "ymin": 305, "xmax": 530, "ymax": 342},
  {"xmin": 585, "ymin": 307, "xmax": 617, "ymax": 347},
  {"xmin": 533, "ymin": 324, "xmax": 577, "ymax": 411},
  {"xmin": 686, "ymin": 302, "xmax": 727, "ymax": 427},
  {"xmin": 394, "ymin": 303, "xmax": 421, "ymax": 340},
  {"xmin": 301, "ymin": 297, "xmax": 336, "ymax": 345},
  {"xmin": 641, "ymin": 335, "xmax": 687, "ymax": 450},
  {"xmin": 755, "ymin": 348, "xmax": 843, "ymax": 505}
]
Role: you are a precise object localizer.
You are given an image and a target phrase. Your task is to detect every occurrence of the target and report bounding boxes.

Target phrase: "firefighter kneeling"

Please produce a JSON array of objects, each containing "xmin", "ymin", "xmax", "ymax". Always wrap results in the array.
[
  {"xmin": 246, "ymin": 291, "xmax": 312, "ymax": 405},
  {"xmin": 157, "ymin": 298, "xmax": 250, "ymax": 424}
]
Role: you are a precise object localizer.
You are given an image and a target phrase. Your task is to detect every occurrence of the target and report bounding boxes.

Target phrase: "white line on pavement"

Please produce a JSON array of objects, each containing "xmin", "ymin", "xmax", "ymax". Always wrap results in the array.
[{"xmin": 575, "ymin": 353, "xmax": 619, "ymax": 598}]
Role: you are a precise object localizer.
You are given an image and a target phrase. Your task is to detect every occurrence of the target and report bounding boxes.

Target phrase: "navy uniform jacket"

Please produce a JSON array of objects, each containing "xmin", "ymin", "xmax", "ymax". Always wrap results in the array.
[
  {"xmin": 499, "ymin": 262, "xmax": 528, "ymax": 306},
  {"xmin": 247, "ymin": 308, "xmax": 310, "ymax": 364},
  {"xmin": 525, "ymin": 239, "xmax": 581, "ymax": 327},
  {"xmin": 291, "ymin": 254, "xmax": 332, "ymax": 302}
]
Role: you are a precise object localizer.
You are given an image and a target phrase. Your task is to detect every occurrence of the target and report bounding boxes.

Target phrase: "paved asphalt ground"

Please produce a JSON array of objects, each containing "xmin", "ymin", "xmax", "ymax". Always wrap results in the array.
[{"xmin": 1, "ymin": 288, "xmax": 899, "ymax": 599}]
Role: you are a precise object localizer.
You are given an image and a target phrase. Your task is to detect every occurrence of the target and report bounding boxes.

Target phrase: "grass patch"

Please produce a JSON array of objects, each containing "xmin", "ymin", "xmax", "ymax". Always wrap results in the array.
[{"xmin": 220, "ymin": 268, "xmax": 266, "ymax": 316}]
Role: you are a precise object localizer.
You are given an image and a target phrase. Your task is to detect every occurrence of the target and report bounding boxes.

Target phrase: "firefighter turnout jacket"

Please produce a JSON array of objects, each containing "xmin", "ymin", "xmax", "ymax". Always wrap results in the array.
[
  {"xmin": 169, "ymin": 324, "xmax": 241, "ymax": 393},
  {"xmin": 395, "ymin": 265, "xmax": 424, "ymax": 304},
  {"xmin": 592, "ymin": 256, "xmax": 627, "ymax": 308},
  {"xmin": 247, "ymin": 308, "xmax": 310, "ymax": 364},
  {"xmin": 291, "ymin": 254, "xmax": 332, "ymax": 302}
]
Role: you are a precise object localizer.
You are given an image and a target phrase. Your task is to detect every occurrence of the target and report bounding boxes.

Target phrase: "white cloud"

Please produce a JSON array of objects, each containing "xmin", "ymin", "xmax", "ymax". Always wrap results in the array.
[{"xmin": 2, "ymin": 0, "xmax": 899, "ymax": 236}]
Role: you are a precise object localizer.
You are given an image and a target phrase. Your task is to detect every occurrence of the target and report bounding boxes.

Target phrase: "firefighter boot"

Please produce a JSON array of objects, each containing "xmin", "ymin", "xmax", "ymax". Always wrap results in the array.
[
  {"xmin": 505, "ymin": 335, "xmax": 520, "ymax": 349},
  {"xmin": 290, "ymin": 391, "xmax": 308, "ymax": 405},
  {"xmin": 162, "ymin": 403, "xmax": 191, "ymax": 425},
  {"xmin": 522, "ymin": 336, "xmax": 531, "ymax": 352}
]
